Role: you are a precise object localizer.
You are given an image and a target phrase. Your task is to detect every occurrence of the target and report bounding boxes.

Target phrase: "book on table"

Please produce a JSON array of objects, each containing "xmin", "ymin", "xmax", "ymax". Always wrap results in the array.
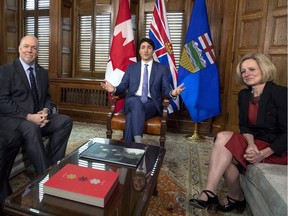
[
  {"xmin": 80, "ymin": 141, "xmax": 146, "ymax": 168},
  {"xmin": 43, "ymin": 163, "xmax": 119, "ymax": 208}
]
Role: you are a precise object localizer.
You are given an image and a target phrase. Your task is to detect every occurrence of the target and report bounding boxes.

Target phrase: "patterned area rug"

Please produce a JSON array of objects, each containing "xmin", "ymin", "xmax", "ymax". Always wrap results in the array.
[
  {"xmin": 146, "ymin": 170, "xmax": 186, "ymax": 215},
  {"xmin": 66, "ymin": 122, "xmax": 250, "ymax": 215},
  {"xmin": 10, "ymin": 122, "xmax": 250, "ymax": 216}
]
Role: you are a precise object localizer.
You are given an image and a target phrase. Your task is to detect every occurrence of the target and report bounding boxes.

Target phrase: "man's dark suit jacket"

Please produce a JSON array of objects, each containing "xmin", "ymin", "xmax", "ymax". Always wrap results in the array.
[
  {"xmin": 114, "ymin": 61, "xmax": 173, "ymax": 115},
  {"xmin": 0, "ymin": 58, "xmax": 53, "ymax": 130},
  {"xmin": 238, "ymin": 81, "xmax": 287, "ymax": 155}
]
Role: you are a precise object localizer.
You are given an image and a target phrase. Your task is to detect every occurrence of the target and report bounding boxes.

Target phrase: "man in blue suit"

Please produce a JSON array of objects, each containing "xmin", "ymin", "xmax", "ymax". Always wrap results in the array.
[
  {"xmin": 102, "ymin": 38, "xmax": 184, "ymax": 143},
  {"xmin": 0, "ymin": 35, "xmax": 73, "ymax": 174}
]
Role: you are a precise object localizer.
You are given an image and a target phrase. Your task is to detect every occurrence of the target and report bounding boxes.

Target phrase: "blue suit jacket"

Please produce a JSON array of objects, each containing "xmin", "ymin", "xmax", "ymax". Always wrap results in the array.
[
  {"xmin": 114, "ymin": 61, "xmax": 173, "ymax": 115},
  {"xmin": 0, "ymin": 58, "xmax": 53, "ymax": 130}
]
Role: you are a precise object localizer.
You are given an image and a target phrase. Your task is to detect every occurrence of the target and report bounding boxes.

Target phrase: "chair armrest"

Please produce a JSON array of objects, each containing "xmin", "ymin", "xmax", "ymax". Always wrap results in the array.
[
  {"xmin": 106, "ymin": 93, "xmax": 126, "ymax": 138},
  {"xmin": 50, "ymin": 101, "xmax": 58, "ymax": 114},
  {"xmin": 111, "ymin": 94, "xmax": 126, "ymax": 103},
  {"xmin": 110, "ymin": 93, "xmax": 126, "ymax": 114},
  {"xmin": 162, "ymin": 98, "xmax": 169, "ymax": 120}
]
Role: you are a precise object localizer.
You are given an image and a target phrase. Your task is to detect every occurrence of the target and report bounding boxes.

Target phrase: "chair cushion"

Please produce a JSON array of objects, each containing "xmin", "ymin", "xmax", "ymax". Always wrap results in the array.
[
  {"xmin": 111, "ymin": 113, "xmax": 126, "ymax": 130},
  {"xmin": 111, "ymin": 113, "xmax": 161, "ymax": 135},
  {"xmin": 241, "ymin": 163, "xmax": 287, "ymax": 216}
]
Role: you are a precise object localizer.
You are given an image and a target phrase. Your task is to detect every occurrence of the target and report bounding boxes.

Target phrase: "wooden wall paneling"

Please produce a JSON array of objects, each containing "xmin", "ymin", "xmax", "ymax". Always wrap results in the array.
[
  {"xmin": 270, "ymin": 54, "xmax": 287, "ymax": 87},
  {"xmin": 130, "ymin": 0, "xmax": 138, "ymax": 43},
  {"xmin": 111, "ymin": 0, "xmax": 117, "ymax": 35},
  {"xmin": 72, "ymin": 0, "xmax": 90, "ymax": 78},
  {"xmin": 218, "ymin": 0, "xmax": 238, "ymax": 131},
  {"xmin": 62, "ymin": 0, "xmax": 73, "ymax": 77},
  {"xmin": 49, "ymin": 0, "xmax": 62, "ymax": 78},
  {"xmin": 0, "ymin": 0, "xmax": 19, "ymax": 65},
  {"xmin": 71, "ymin": 0, "xmax": 78, "ymax": 78},
  {"xmin": 264, "ymin": 0, "xmax": 287, "ymax": 87},
  {"xmin": 49, "ymin": 83, "xmax": 58, "ymax": 103},
  {"xmin": 137, "ymin": 0, "xmax": 145, "ymax": 40},
  {"xmin": 225, "ymin": 0, "xmax": 269, "ymax": 131},
  {"xmin": 6, "ymin": 1, "xmax": 18, "ymax": 62},
  {"xmin": 184, "ymin": 0, "xmax": 192, "ymax": 33},
  {"xmin": 224, "ymin": 0, "xmax": 287, "ymax": 131},
  {"xmin": 206, "ymin": 0, "xmax": 224, "ymax": 131}
]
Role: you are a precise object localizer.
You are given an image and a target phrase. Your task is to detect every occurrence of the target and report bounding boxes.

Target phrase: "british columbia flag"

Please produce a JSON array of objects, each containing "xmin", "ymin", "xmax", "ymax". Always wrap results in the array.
[{"xmin": 148, "ymin": 0, "xmax": 179, "ymax": 113}]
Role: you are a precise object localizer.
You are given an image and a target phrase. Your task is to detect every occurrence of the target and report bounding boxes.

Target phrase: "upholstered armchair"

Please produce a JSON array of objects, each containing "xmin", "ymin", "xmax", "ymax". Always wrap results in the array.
[{"xmin": 106, "ymin": 95, "xmax": 169, "ymax": 147}]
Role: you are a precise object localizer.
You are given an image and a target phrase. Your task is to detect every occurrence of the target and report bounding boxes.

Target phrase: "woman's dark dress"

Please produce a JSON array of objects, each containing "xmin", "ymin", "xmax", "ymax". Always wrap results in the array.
[{"xmin": 225, "ymin": 99, "xmax": 287, "ymax": 170}]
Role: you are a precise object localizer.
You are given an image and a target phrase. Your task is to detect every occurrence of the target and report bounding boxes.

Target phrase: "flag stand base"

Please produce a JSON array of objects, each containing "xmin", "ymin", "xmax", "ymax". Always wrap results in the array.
[
  {"xmin": 185, "ymin": 132, "xmax": 206, "ymax": 142},
  {"xmin": 185, "ymin": 123, "xmax": 206, "ymax": 142}
]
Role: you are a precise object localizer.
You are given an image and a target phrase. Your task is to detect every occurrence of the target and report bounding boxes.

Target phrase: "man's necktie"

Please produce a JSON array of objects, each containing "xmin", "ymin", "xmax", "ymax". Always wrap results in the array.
[
  {"xmin": 28, "ymin": 67, "xmax": 40, "ymax": 113},
  {"xmin": 141, "ymin": 64, "xmax": 149, "ymax": 103}
]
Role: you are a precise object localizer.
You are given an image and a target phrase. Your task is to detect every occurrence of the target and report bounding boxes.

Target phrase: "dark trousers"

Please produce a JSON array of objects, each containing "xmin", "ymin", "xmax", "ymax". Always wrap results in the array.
[
  {"xmin": 16, "ymin": 114, "xmax": 73, "ymax": 174},
  {"xmin": 124, "ymin": 96, "xmax": 158, "ymax": 142},
  {"xmin": 0, "ymin": 131, "xmax": 21, "ymax": 200}
]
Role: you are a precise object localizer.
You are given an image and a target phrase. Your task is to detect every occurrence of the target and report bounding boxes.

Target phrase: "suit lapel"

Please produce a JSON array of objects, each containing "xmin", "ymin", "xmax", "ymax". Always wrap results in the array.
[
  {"xmin": 15, "ymin": 59, "xmax": 31, "ymax": 92},
  {"xmin": 136, "ymin": 62, "xmax": 142, "ymax": 84},
  {"xmin": 149, "ymin": 61, "xmax": 157, "ymax": 87},
  {"xmin": 15, "ymin": 59, "xmax": 42, "ymax": 102},
  {"xmin": 256, "ymin": 82, "xmax": 272, "ymax": 126},
  {"xmin": 242, "ymin": 90, "xmax": 250, "ymax": 125}
]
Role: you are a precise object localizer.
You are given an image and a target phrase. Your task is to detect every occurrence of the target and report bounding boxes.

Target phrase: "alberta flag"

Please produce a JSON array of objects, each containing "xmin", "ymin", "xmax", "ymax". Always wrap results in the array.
[
  {"xmin": 178, "ymin": 0, "xmax": 220, "ymax": 123},
  {"xmin": 148, "ymin": 0, "xmax": 179, "ymax": 113},
  {"xmin": 105, "ymin": 0, "xmax": 136, "ymax": 112}
]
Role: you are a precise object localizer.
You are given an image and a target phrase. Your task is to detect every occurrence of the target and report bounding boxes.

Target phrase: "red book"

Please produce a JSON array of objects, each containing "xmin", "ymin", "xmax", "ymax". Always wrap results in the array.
[{"xmin": 43, "ymin": 164, "xmax": 119, "ymax": 208}]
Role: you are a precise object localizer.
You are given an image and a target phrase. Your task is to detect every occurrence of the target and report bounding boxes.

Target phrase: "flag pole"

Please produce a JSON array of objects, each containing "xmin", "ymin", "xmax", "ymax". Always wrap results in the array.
[{"xmin": 185, "ymin": 123, "xmax": 205, "ymax": 142}]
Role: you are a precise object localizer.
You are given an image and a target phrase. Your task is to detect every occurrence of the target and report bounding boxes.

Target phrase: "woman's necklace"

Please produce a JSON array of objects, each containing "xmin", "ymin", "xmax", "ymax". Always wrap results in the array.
[{"xmin": 251, "ymin": 89, "xmax": 263, "ymax": 104}]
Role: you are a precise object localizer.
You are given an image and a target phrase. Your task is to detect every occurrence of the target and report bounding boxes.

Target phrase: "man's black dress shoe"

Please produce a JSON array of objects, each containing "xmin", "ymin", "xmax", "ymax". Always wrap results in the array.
[
  {"xmin": 189, "ymin": 190, "xmax": 218, "ymax": 211},
  {"xmin": 217, "ymin": 196, "xmax": 246, "ymax": 213}
]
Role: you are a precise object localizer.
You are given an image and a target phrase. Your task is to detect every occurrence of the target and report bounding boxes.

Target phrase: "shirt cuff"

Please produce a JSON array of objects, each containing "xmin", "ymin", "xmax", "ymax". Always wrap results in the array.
[
  {"xmin": 111, "ymin": 87, "xmax": 117, "ymax": 96},
  {"xmin": 169, "ymin": 91, "xmax": 177, "ymax": 100},
  {"xmin": 44, "ymin": 108, "xmax": 51, "ymax": 114}
]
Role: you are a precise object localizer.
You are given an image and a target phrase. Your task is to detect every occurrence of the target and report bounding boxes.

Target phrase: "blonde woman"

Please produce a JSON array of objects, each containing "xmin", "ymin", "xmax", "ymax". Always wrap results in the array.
[{"xmin": 189, "ymin": 53, "xmax": 287, "ymax": 213}]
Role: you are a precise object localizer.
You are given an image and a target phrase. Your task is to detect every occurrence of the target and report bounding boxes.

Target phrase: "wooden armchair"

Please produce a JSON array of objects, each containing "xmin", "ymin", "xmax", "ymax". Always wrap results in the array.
[{"xmin": 106, "ymin": 95, "xmax": 169, "ymax": 147}]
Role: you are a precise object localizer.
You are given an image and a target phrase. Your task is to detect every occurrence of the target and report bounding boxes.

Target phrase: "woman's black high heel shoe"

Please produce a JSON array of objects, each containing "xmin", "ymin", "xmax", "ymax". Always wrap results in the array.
[
  {"xmin": 189, "ymin": 190, "xmax": 218, "ymax": 211},
  {"xmin": 217, "ymin": 196, "xmax": 246, "ymax": 213}
]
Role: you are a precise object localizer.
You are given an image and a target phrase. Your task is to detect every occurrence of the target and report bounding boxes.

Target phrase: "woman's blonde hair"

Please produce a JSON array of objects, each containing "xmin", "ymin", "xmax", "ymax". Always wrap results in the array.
[{"xmin": 235, "ymin": 52, "xmax": 276, "ymax": 86}]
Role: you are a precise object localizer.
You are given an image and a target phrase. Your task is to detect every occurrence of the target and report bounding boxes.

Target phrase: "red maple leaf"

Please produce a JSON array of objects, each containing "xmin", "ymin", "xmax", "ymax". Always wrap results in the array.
[{"xmin": 109, "ymin": 32, "xmax": 136, "ymax": 72}]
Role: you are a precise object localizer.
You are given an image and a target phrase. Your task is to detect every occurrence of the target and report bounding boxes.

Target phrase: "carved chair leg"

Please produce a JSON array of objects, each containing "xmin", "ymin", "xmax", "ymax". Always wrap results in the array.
[
  {"xmin": 106, "ymin": 130, "xmax": 112, "ymax": 139},
  {"xmin": 159, "ymin": 136, "xmax": 166, "ymax": 148},
  {"xmin": 122, "ymin": 131, "xmax": 125, "ymax": 141}
]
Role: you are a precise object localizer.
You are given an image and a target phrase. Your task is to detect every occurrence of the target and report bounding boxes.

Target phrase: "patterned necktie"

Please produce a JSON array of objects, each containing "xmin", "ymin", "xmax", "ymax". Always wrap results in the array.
[
  {"xmin": 28, "ymin": 67, "xmax": 40, "ymax": 113},
  {"xmin": 141, "ymin": 64, "xmax": 149, "ymax": 103}
]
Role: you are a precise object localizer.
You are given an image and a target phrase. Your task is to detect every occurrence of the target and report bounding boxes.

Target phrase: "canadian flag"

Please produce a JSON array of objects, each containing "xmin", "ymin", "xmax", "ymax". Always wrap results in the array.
[{"xmin": 105, "ymin": 0, "xmax": 136, "ymax": 113}]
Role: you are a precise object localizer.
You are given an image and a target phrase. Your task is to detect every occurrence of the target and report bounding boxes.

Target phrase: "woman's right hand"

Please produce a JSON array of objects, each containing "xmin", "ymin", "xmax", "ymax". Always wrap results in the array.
[
  {"xmin": 245, "ymin": 143, "xmax": 259, "ymax": 154},
  {"xmin": 244, "ymin": 148, "xmax": 265, "ymax": 164}
]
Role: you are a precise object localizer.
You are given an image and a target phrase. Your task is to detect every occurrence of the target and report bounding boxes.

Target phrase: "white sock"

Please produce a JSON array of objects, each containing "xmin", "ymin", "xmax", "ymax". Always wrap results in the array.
[{"xmin": 134, "ymin": 135, "xmax": 142, "ymax": 143}]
